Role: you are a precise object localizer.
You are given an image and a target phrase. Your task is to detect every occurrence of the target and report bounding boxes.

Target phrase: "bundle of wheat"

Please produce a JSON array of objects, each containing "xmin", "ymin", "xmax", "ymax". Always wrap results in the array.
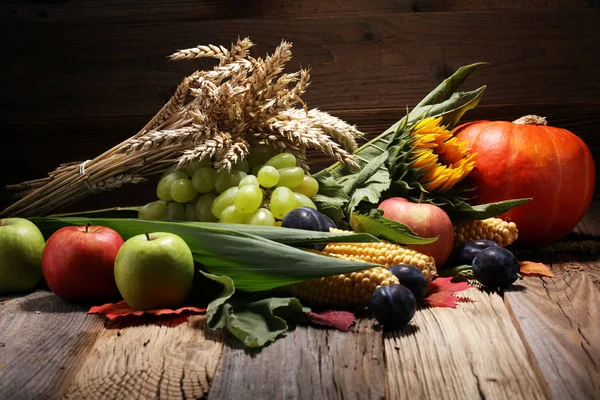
[{"xmin": 2, "ymin": 38, "xmax": 363, "ymax": 217}]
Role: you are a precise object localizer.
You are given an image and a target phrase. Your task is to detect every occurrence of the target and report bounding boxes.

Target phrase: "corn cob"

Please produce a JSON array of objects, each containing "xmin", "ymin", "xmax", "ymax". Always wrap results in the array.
[
  {"xmin": 453, "ymin": 217, "xmax": 518, "ymax": 248},
  {"xmin": 286, "ymin": 230, "xmax": 437, "ymax": 307},
  {"xmin": 287, "ymin": 265, "xmax": 399, "ymax": 307}
]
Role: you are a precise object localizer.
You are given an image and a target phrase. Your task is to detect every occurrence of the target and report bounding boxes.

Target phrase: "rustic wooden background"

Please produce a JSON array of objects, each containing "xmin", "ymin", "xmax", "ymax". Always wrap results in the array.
[{"xmin": 1, "ymin": 0, "xmax": 599, "ymax": 211}]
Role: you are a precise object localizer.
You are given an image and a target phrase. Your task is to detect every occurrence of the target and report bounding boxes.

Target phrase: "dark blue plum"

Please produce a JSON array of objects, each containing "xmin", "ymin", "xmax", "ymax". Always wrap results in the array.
[
  {"xmin": 388, "ymin": 264, "xmax": 429, "ymax": 301},
  {"xmin": 457, "ymin": 239, "xmax": 499, "ymax": 265},
  {"xmin": 321, "ymin": 214, "xmax": 338, "ymax": 230},
  {"xmin": 281, "ymin": 207, "xmax": 329, "ymax": 232},
  {"xmin": 472, "ymin": 246, "xmax": 519, "ymax": 288},
  {"xmin": 369, "ymin": 284, "xmax": 416, "ymax": 329}
]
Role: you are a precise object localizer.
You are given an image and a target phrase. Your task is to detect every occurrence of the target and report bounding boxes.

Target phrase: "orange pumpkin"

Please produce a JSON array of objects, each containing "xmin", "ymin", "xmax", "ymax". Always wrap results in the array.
[{"xmin": 453, "ymin": 115, "xmax": 595, "ymax": 245}]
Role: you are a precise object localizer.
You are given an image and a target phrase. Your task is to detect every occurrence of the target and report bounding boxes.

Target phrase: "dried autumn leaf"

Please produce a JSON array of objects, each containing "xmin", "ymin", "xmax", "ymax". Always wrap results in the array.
[
  {"xmin": 422, "ymin": 277, "xmax": 474, "ymax": 308},
  {"xmin": 88, "ymin": 300, "xmax": 206, "ymax": 320},
  {"xmin": 519, "ymin": 261, "xmax": 556, "ymax": 278},
  {"xmin": 307, "ymin": 310, "xmax": 356, "ymax": 332}
]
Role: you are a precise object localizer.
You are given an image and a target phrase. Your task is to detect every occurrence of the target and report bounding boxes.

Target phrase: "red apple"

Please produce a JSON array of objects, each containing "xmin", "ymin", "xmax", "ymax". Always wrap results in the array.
[
  {"xmin": 377, "ymin": 197, "xmax": 454, "ymax": 267},
  {"xmin": 42, "ymin": 223, "xmax": 124, "ymax": 302}
]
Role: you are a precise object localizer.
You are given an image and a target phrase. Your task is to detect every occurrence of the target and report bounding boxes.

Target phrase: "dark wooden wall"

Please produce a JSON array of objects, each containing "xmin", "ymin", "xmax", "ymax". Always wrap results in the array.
[{"xmin": 1, "ymin": 1, "xmax": 599, "ymax": 210}]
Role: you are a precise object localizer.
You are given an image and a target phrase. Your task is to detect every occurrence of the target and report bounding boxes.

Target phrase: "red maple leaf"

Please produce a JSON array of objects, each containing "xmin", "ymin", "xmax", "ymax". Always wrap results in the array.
[
  {"xmin": 307, "ymin": 310, "xmax": 356, "ymax": 331},
  {"xmin": 422, "ymin": 277, "xmax": 474, "ymax": 308},
  {"xmin": 88, "ymin": 300, "xmax": 206, "ymax": 320}
]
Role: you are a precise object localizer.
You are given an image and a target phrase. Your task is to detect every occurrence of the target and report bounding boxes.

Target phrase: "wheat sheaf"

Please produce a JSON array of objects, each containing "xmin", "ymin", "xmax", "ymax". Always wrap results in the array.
[{"xmin": 3, "ymin": 37, "xmax": 364, "ymax": 217}]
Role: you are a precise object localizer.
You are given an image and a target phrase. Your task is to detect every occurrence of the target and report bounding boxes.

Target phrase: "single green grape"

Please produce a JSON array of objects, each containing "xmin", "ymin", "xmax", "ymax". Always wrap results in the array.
[
  {"xmin": 160, "ymin": 164, "xmax": 178, "ymax": 179},
  {"xmin": 239, "ymin": 174, "xmax": 260, "ymax": 187},
  {"xmin": 170, "ymin": 178, "xmax": 197, "ymax": 203},
  {"xmin": 157, "ymin": 171, "xmax": 187, "ymax": 201},
  {"xmin": 219, "ymin": 205, "xmax": 248, "ymax": 224},
  {"xmin": 192, "ymin": 168, "xmax": 217, "ymax": 193},
  {"xmin": 214, "ymin": 170, "xmax": 247, "ymax": 193},
  {"xmin": 247, "ymin": 143, "xmax": 279, "ymax": 167},
  {"xmin": 185, "ymin": 203, "xmax": 199, "ymax": 221},
  {"xmin": 196, "ymin": 192, "xmax": 218, "ymax": 222},
  {"xmin": 138, "ymin": 200, "xmax": 167, "ymax": 220},
  {"xmin": 165, "ymin": 201, "xmax": 186, "ymax": 221},
  {"xmin": 229, "ymin": 170, "xmax": 247, "ymax": 187},
  {"xmin": 231, "ymin": 158, "xmax": 250, "ymax": 173},
  {"xmin": 251, "ymin": 164, "xmax": 263, "ymax": 176},
  {"xmin": 185, "ymin": 158, "xmax": 212, "ymax": 177},
  {"xmin": 293, "ymin": 192, "xmax": 317, "ymax": 209},
  {"xmin": 211, "ymin": 186, "xmax": 239, "ymax": 219},
  {"xmin": 257, "ymin": 166, "xmax": 279, "ymax": 188},
  {"xmin": 265, "ymin": 153, "xmax": 297, "ymax": 169},
  {"xmin": 269, "ymin": 186, "xmax": 297, "ymax": 219},
  {"xmin": 294, "ymin": 175, "xmax": 319, "ymax": 198},
  {"xmin": 214, "ymin": 170, "xmax": 232, "ymax": 193},
  {"xmin": 189, "ymin": 194, "xmax": 200, "ymax": 208},
  {"xmin": 277, "ymin": 167, "xmax": 305, "ymax": 189},
  {"xmin": 234, "ymin": 185, "xmax": 263, "ymax": 214},
  {"xmin": 246, "ymin": 208, "xmax": 276, "ymax": 226}
]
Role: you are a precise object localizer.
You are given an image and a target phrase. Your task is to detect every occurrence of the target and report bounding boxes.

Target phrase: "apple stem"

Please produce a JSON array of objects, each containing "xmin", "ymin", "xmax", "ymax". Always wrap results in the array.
[
  {"xmin": 145, "ymin": 232, "xmax": 151, "ymax": 241},
  {"xmin": 85, "ymin": 221, "xmax": 92, "ymax": 233}
]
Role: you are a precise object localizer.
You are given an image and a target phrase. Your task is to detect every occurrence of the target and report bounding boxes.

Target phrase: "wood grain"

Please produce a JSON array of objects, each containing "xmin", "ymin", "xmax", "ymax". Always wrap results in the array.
[
  {"xmin": 0, "ymin": 291, "xmax": 104, "ymax": 400},
  {"xmin": 0, "ymin": 0, "xmax": 589, "ymax": 23},
  {"xmin": 208, "ymin": 318, "xmax": 386, "ymax": 400},
  {"xmin": 504, "ymin": 267, "xmax": 600, "ymax": 400},
  {"xmin": 62, "ymin": 314, "xmax": 225, "ymax": 399},
  {"xmin": 1, "ymin": 11, "xmax": 598, "ymax": 122},
  {"xmin": 384, "ymin": 288, "xmax": 549, "ymax": 399}
]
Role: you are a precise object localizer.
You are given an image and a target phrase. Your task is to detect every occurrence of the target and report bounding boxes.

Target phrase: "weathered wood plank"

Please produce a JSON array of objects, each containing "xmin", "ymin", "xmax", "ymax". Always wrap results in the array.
[
  {"xmin": 0, "ymin": 0, "xmax": 589, "ymax": 24},
  {"xmin": 62, "ymin": 314, "xmax": 225, "ymax": 399},
  {"xmin": 1, "ymin": 11, "xmax": 598, "ymax": 122},
  {"xmin": 0, "ymin": 291, "xmax": 104, "ymax": 400},
  {"xmin": 208, "ymin": 318, "xmax": 386, "ymax": 400},
  {"xmin": 384, "ymin": 288, "xmax": 549, "ymax": 399},
  {"xmin": 504, "ymin": 266, "xmax": 600, "ymax": 400}
]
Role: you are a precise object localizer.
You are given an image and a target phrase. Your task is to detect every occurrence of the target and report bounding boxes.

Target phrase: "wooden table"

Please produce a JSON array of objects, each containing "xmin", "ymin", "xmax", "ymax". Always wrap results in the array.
[{"xmin": 2, "ymin": 208, "xmax": 600, "ymax": 400}]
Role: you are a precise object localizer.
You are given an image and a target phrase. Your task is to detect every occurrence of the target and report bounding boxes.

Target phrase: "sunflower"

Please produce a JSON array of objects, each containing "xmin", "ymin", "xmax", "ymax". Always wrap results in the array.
[{"xmin": 408, "ymin": 117, "xmax": 476, "ymax": 192}]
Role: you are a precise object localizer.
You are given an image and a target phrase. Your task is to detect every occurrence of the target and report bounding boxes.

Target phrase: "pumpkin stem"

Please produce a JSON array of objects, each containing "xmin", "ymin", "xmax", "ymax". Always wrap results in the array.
[{"xmin": 512, "ymin": 115, "xmax": 547, "ymax": 126}]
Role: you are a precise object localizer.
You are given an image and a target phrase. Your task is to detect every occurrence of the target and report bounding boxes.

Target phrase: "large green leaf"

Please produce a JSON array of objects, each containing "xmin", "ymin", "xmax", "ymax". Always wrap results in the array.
[
  {"xmin": 447, "ymin": 198, "xmax": 531, "ymax": 220},
  {"xmin": 203, "ymin": 272, "xmax": 310, "ymax": 348},
  {"xmin": 223, "ymin": 297, "xmax": 309, "ymax": 348},
  {"xmin": 30, "ymin": 217, "xmax": 381, "ymax": 292},
  {"xmin": 350, "ymin": 210, "xmax": 438, "ymax": 245}
]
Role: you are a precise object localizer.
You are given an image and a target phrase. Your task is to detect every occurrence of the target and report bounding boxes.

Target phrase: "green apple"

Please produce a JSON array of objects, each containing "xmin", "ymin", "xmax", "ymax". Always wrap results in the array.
[
  {"xmin": 0, "ymin": 218, "xmax": 46, "ymax": 293},
  {"xmin": 114, "ymin": 232, "xmax": 194, "ymax": 310}
]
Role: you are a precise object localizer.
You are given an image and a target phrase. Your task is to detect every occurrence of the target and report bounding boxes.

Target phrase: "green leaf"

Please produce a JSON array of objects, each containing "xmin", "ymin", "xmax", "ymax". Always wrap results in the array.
[
  {"xmin": 409, "ymin": 86, "xmax": 486, "ymax": 130},
  {"xmin": 350, "ymin": 210, "xmax": 438, "ymax": 245},
  {"xmin": 48, "ymin": 206, "xmax": 141, "ymax": 218},
  {"xmin": 343, "ymin": 151, "xmax": 391, "ymax": 216},
  {"xmin": 224, "ymin": 297, "xmax": 309, "ymax": 348},
  {"xmin": 202, "ymin": 272, "xmax": 236, "ymax": 330},
  {"xmin": 312, "ymin": 172, "xmax": 350, "ymax": 225},
  {"xmin": 30, "ymin": 217, "xmax": 381, "ymax": 292},
  {"xmin": 447, "ymin": 198, "xmax": 531, "ymax": 220},
  {"xmin": 414, "ymin": 62, "xmax": 488, "ymax": 109},
  {"xmin": 29, "ymin": 217, "xmax": 377, "ymax": 245}
]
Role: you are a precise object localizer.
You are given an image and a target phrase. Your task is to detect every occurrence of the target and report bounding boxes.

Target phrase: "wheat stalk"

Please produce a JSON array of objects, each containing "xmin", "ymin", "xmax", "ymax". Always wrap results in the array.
[{"xmin": 2, "ymin": 38, "xmax": 364, "ymax": 217}]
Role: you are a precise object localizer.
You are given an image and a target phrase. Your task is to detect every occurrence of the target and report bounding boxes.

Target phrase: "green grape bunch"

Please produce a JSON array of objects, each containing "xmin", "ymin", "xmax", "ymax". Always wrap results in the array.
[{"xmin": 138, "ymin": 144, "xmax": 320, "ymax": 226}]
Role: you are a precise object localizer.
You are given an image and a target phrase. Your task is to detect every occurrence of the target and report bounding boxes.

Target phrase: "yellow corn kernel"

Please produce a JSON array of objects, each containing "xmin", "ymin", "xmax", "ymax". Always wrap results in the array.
[
  {"xmin": 287, "ymin": 266, "xmax": 399, "ymax": 307},
  {"xmin": 325, "ymin": 228, "xmax": 437, "ymax": 281},
  {"xmin": 453, "ymin": 217, "xmax": 518, "ymax": 248}
]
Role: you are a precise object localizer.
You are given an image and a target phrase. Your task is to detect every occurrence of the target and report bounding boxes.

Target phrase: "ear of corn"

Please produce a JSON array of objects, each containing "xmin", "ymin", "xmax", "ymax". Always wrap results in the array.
[
  {"xmin": 286, "ymin": 229, "xmax": 437, "ymax": 307},
  {"xmin": 287, "ymin": 266, "xmax": 399, "ymax": 308},
  {"xmin": 453, "ymin": 217, "xmax": 518, "ymax": 248}
]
